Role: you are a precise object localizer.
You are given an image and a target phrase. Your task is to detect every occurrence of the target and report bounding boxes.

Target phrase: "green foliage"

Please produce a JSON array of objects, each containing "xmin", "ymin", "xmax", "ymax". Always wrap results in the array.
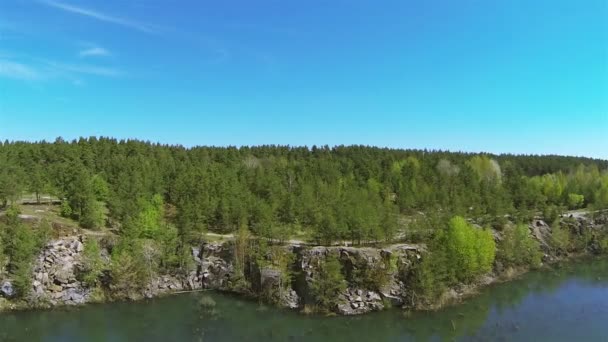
[
  {"xmin": 567, "ymin": 193, "xmax": 585, "ymax": 209},
  {"xmin": 130, "ymin": 194, "xmax": 164, "ymax": 239},
  {"xmin": 109, "ymin": 243, "xmax": 148, "ymax": 296},
  {"xmin": 543, "ymin": 205, "xmax": 562, "ymax": 224},
  {"xmin": 444, "ymin": 217, "xmax": 496, "ymax": 283},
  {"xmin": 0, "ymin": 164, "xmax": 25, "ymax": 207},
  {"xmin": 599, "ymin": 237, "xmax": 608, "ymax": 254},
  {"xmin": 0, "ymin": 235, "xmax": 6, "ymax": 275},
  {"xmin": 350, "ymin": 260, "xmax": 391, "ymax": 291},
  {"xmin": 550, "ymin": 220, "xmax": 571, "ymax": 253},
  {"xmin": 234, "ymin": 225, "xmax": 252, "ymax": 278},
  {"xmin": 0, "ymin": 139, "xmax": 607, "ymax": 245},
  {"xmin": 11, "ymin": 260, "xmax": 33, "ymax": 297},
  {"xmin": 412, "ymin": 216, "xmax": 496, "ymax": 300},
  {"xmin": 310, "ymin": 255, "xmax": 346, "ymax": 311},
  {"xmin": 81, "ymin": 239, "xmax": 105, "ymax": 287},
  {"xmin": 60, "ymin": 201, "xmax": 73, "ymax": 218},
  {"xmin": 468, "ymin": 156, "xmax": 502, "ymax": 184},
  {"xmin": 79, "ymin": 199, "xmax": 105, "ymax": 229},
  {"xmin": 412, "ymin": 251, "xmax": 447, "ymax": 300},
  {"xmin": 498, "ymin": 224, "xmax": 541, "ymax": 268},
  {"xmin": 0, "ymin": 206, "xmax": 47, "ymax": 298}
]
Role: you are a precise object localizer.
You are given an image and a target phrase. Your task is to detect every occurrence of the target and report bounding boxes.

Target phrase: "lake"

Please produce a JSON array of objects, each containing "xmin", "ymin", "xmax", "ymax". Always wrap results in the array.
[{"xmin": 1, "ymin": 257, "xmax": 607, "ymax": 341}]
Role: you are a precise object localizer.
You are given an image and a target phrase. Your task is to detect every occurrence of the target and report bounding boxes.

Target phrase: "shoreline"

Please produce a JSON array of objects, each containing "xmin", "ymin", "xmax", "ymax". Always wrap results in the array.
[
  {"xmin": 1, "ymin": 253, "xmax": 603, "ymax": 316},
  {"xmin": 1, "ymin": 237, "xmax": 604, "ymax": 316}
]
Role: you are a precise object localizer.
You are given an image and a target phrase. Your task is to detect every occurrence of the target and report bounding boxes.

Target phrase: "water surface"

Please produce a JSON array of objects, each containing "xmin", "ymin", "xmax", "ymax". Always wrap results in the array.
[{"xmin": 1, "ymin": 257, "xmax": 607, "ymax": 341}]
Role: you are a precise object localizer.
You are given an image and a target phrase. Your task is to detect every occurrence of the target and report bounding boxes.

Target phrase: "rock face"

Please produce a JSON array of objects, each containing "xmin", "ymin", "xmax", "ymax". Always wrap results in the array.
[
  {"xmin": 0, "ymin": 211, "xmax": 603, "ymax": 315},
  {"xmin": 198, "ymin": 241, "xmax": 235, "ymax": 291},
  {"xmin": 295, "ymin": 244, "xmax": 421, "ymax": 315},
  {"xmin": 31, "ymin": 236, "xmax": 91, "ymax": 306},
  {"xmin": 337, "ymin": 288, "xmax": 384, "ymax": 315}
]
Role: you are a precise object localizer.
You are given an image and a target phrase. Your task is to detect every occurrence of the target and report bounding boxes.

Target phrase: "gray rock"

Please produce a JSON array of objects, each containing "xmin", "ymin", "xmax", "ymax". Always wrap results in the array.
[
  {"xmin": 191, "ymin": 247, "xmax": 201, "ymax": 262},
  {"xmin": 281, "ymin": 290, "xmax": 300, "ymax": 309},
  {"xmin": 63, "ymin": 288, "xmax": 87, "ymax": 304},
  {"xmin": 367, "ymin": 291, "xmax": 382, "ymax": 301},
  {"xmin": 54, "ymin": 270, "xmax": 71, "ymax": 284},
  {"xmin": 75, "ymin": 241, "xmax": 84, "ymax": 253},
  {"xmin": 1, "ymin": 281, "xmax": 15, "ymax": 298}
]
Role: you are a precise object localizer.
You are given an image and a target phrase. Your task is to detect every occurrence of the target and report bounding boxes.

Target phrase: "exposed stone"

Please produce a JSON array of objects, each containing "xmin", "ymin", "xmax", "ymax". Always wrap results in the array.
[
  {"xmin": 1, "ymin": 281, "xmax": 15, "ymax": 298},
  {"xmin": 49, "ymin": 284, "xmax": 63, "ymax": 292}
]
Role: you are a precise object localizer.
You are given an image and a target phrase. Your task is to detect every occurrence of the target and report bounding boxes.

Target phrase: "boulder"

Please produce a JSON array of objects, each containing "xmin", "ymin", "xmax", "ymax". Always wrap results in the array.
[
  {"xmin": 281, "ymin": 289, "xmax": 300, "ymax": 309},
  {"xmin": 1, "ymin": 281, "xmax": 15, "ymax": 298},
  {"xmin": 49, "ymin": 284, "xmax": 63, "ymax": 292},
  {"xmin": 54, "ymin": 269, "xmax": 71, "ymax": 284}
]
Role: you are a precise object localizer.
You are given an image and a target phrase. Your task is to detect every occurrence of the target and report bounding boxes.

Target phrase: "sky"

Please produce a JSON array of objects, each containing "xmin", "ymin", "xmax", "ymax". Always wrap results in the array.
[{"xmin": 0, "ymin": 0, "xmax": 606, "ymax": 158}]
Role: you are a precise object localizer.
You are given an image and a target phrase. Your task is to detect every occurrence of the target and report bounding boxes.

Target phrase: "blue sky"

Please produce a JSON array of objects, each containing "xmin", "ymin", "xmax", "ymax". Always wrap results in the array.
[{"xmin": 0, "ymin": 0, "xmax": 606, "ymax": 158}]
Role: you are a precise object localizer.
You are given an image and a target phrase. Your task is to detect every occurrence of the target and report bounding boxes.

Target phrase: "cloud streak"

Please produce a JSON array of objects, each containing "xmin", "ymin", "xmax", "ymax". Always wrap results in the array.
[
  {"xmin": 0, "ymin": 57, "xmax": 123, "ymax": 83},
  {"xmin": 44, "ymin": 61, "xmax": 123, "ymax": 77},
  {"xmin": 0, "ymin": 59, "xmax": 40, "ymax": 80},
  {"xmin": 79, "ymin": 46, "xmax": 110, "ymax": 57},
  {"xmin": 41, "ymin": 0, "xmax": 158, "ymax": 34}
]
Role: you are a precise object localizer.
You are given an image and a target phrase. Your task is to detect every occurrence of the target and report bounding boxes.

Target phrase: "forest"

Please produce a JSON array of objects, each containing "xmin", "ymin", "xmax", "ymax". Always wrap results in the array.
[
  {"xmin": 1, "ymin": 137, "xmax": 607, "ymax": 246},
  {"xmin": 1, "ymin": 137, "xmax": 608, "ymax": 303}
]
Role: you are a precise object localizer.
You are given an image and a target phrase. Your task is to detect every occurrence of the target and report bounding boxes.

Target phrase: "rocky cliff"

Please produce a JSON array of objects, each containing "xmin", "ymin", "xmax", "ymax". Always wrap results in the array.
[{"xmin": 1, "ymin": 212, "xmax": 606, "ymax": 315}]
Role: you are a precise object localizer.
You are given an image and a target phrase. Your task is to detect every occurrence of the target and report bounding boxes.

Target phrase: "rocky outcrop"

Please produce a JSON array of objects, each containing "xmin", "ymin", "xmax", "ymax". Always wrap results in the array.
[
  {"xmin": 337, "ymin": 288, "xmax": 384, "ymax": 315},
  {"xmin": 1, "ymin": 211, "xmax": 604, "ymax": 315},
  {"xmin": 295, "ymin": 244, "xmax": 422, "ymax": 314},
  {"xmin": 31, "ymin": 236, "xmax": 91, "ymax": 306},
  {"xmin": 198, "ymin": 241, "xmax": 235, "ymax": 290}
]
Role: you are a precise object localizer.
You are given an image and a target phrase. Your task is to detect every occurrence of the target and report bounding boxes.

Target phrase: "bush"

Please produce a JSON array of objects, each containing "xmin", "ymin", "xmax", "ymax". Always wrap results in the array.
[
  {"xmin": 412, "ymin": 251, "xmax": 447, "ymax": 300},
  {"xmin": 350, "ymin": 261, "xmax": 391, "ymax": 291},
  {"xmin": 599, "ymin": 237, "xmax": 608, "ymax": 254},
  {"xmin": 444, "ymin": 216, "xmax": 496, "ymax": 283},
  {"xmin": 11, "ymin": 260, "xmax": 33, "ymax": 297},
  {"xmin": 543, "ymin": 205, "xmax": 561, "ymax": 224},
  {"xmin": 550, "ymin": 220, "xmax": 571, "ymax": 253},
  {"xmin": 310, "ymin": 255, "xmax": 346, "ymax": 311},
  {"xmin": 60, "ymin": 201, "xmax": 72, "ymax": 218},
  {"xmin": 411, "ymin": 216, "xmax": 496, "ymax": 299},
  {"xmin": 498, "ymin": 224, "xmax": 541, "ymax": 268},
  {"xmin": 567, "ymin": 193, "xmax": 584, "ymax": 209},
  {"xmin": 79, "ymin": 199, "xmax": 105, "ymax": 229},
  {"xmin": 81, "ymin": 239, "xmax": 105, "ymax": 287},
  {"xmin": 0, "ymin": 207, "xmax": 51, "ymax": 298},
  {"xmin": 109, "ymin": 243, "xmax": 148, "ymax": 296}
]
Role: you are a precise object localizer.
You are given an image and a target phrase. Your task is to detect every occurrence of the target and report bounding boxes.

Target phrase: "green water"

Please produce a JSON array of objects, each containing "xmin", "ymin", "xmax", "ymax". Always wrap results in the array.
[{"xmin": 1, "ymin": 258, "xmax": 607, "ymax": 342}]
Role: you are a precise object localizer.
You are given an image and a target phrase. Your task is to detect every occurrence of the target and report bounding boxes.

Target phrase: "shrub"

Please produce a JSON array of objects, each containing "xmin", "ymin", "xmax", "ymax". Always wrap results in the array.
[
  {"xmin": 310, "ymin": 255, "xmax": 346, "ymax": 311},
  {"xmin": 350, "ymin": 261, "xmax": 391, "ymax": 291},
  {"xmin": 599, "ymin": 237, "xmax": 608, "ymax": 254},
  {"xmin": 498, "ymin": 224, "xmax": 541, "ymax": 268},
  {"xmin": 444, "ymin": 216, "xmax": 496, "ymax": 283},
  {"xmin": 550, "ymin": 220, "xmax": 571, "ymax": 253},
  {"xmin": 109, "ymin": 243, "xmax": 148, "ymax": 296},
  {"xmin": 11, "ymin": 260, "xmax": 33, "ymax": 297},
  {"xmin": 567, "ymin": 193, "xmax": 584, "ymax": 209},
  {"xmin": 81, "ymin": 239, "xmax": 105, "ymax": 287},
  {"xmin": 412, "ymin": 251, "xmax": 447, "ymax": 300},
  {"xmin": 411, "ymin": 216, "xmax": 496, "ymax": 300}
]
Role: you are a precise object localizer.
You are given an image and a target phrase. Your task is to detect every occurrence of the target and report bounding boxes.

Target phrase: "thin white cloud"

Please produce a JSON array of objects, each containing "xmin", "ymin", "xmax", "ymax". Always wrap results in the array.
[
  {"xmin": 44, "ymin": 61, "xmax": 123, "ymax": 77},
  {"xmin": 79, "ymin": 47, "xmax": 110, "ymax": 57},
  {"xmin": 40, "ymin": 0, "xmax": 158, "ymax": 34},
  {"xmin": 0, "ymin": 60, "xmax": 40, "ymax": 80},
  {"xmin": 0, "ymin": 57, "xmax": 123, "ymax": 82}
]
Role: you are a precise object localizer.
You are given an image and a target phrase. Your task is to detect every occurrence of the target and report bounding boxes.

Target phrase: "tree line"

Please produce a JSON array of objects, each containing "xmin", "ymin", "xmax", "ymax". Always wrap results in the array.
[{"xmin": 1, "ymin": 137, "xmax": 607, "ymax": 246}]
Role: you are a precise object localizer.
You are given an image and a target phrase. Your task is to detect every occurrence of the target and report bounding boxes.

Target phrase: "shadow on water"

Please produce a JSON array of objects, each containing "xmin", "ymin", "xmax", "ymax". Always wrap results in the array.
[{"xmin": 1, "ymin": 257, "xmax": 607, "ymax": 342}]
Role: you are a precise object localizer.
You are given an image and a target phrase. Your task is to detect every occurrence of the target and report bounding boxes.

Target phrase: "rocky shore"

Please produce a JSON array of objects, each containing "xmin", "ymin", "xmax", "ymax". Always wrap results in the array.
[{"xmin": 1, "ymin": 212, "xmax": 606, "ymax": 315}]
